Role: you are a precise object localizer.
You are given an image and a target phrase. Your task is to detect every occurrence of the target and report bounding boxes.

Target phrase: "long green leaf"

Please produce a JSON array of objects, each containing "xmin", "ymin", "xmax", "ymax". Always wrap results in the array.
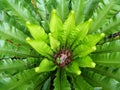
[
  {"xmin": 72, "ymin": 0, "xmax": 88, "ymax": 24},
  {"xmin": 0, "ymin": 58, "xmax": 39, "ymax": 72},
  {"xmin": 0, "ymin": 22, "xmax": 27, "ymax": 44},
  {"xmin": 96, "ymin": 40, "xmax": 120, "ymax": 53},
  {"xmin": 42, "ymin": 77, "xmax": 51, "ymax": 90},
  {"xmin": 73, "ymin": 44, "xmax": 96, "ymax": 58},
  {"xmin": 0, "ymin": 40, "xmax": 37, "ymax": 58},
  {"xmin": 26, "ymin": 22, "xmax": 48, "ymax": 43},
  {"xmin": 0, "ymin": 0, "xmax": 38, "ymax": 24},
  {"xmin": 89, "ymin": 66, "xmax": 120, "ymax": 82},
  {"xmin": 54, "ymin": 69, "xmax": 71, "ymax": 90},
  {"xmin": 49, "ymin": 9, "xmax": 63, "ymax": 43},
  {"xmin": 32, "ymin": 0, "xmax": 47, "ymax": 20},
  {"xmin": 62, "ymin": 10, "xmax": 76, "ymax": 47},
  {"xmin": 71, "ymin": 75, "xmax": 94, "ymax": 90},
  {"xmin": 0, "ymin": 11, "xmax": 29, "ymax": 35},
  {"xmin": 0, "ymin": 69, "xmax": 38, "ymax": 90},
  {"xmin": 65, "ymin": 61, "xmax": 81, "ymax": 75},
  {"xmin": 102, "ymin": 12, "xmax": 120, "ymax": 35},
  {"xmin": 89, "ymin": 0, "xmax": 120, "ymax": 33},
  {"xmin": 56, "ymin": 0, "xmax": 70, "ymax": 22},
  {"xmin": 26, "ymin": 39, "xmax": 53, "ymax": 59},
  {"xmin": 49, "ymin": 33, "xmax": 60, "ymax": 52},
  {"xmin": 33, "ymin": 73, "xmax": 50, "ymax": 90},
  {"xmin": 84, "ymin": 0, "xmax": 101, "ymax": 20},
  {"xmin": 91, "ymin": 52, "xmax": 120, "ymax": 67},
  {"xmin": 71, "ymin": 19, "xmax": 92, "ymax": 49},
  {"xmin": 83, "ymin": 70, "xmax": 120, "ymax": 90},
  {"xmin": 35, "ymin": 58, "xmax": 57, "ymax": 73},
  {"xmin": 75, "ymin": 56, "xmax": 96, "ymax": 68},
  {"xmin": 81, "ymin": 33, "xmax": 105, "ymax": 47}
]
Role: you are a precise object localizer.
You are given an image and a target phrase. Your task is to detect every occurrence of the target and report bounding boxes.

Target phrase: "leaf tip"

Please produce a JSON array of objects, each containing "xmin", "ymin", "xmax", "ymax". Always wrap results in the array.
[
  {"xmin": 35, "ymin": 67, "xmax": 40, "ymax": 73},
  {"xmin": 48, "ymin": 33, "xmax": 52, "ymax": 36},
  {"xmin": 91, "ymin": 62, "xmax": 96, "ymax": 68},
  {"xmin": 92, "ymin": 46, "xmax": 96, "ymax": 51},
  {"xmin": 71, "ymin": 10, "xmax": 75, "ymax": 14},
  {"xmin": 88, "ymin": 19, "xmax": 93, "ymax": 22},
  {"xmin": 26, "ymin": 21, "xmax": 31, "ymax": 25},
  {"xmin": 101, "ymin": 33, "xmax": 105, "ymax": 37},
  {"xmin": 77, "ymin": 70, "xmax": 81, "ymax": 75},
  {"xmin": 26, "ymin": 37, "xmax": 31, "ymax": 41},
  {"xmin": 52, "ymin": 9, "xmax": 57, "ymax": 14}
]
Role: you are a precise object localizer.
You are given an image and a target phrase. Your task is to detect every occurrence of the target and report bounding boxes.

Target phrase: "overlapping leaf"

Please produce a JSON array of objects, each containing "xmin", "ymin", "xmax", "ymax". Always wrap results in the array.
[
  {"xmin": 89, "ymin": 0, "xmax": 120, "ymax": 33},
  {"xmin": 54, "ymin": 69, "xmax": 71, "ymax": 90}
]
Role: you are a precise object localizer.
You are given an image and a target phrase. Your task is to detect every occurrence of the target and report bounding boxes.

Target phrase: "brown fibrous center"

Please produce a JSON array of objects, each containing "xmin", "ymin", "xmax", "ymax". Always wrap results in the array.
[{"xmin": 54, "ymin": 48, "xmax": 72, "ymax": 68}]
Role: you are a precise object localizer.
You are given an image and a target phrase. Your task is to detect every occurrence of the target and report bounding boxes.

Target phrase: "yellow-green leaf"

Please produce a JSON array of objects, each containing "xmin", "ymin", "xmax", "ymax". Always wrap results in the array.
[
  {"xmin": 35, "ymin": 58, "xmax": 57, "ymax": 73},
  {"xmin": 49, "ymin": 9, "xmax": 63, "ymax": 42},
  {"xmin": 72, "ymin": 19, "xmax": 92, "ymax": 49},
  {"xmin": 26, "ymin": 38, "xmax": 53, "ymax": 58},
  {"xmin": 54, "ymin": 69, "xmax": 71, "ymax": 90},
  {"xmin": 73, "ymin": 44, "xmax": 96, "ymax": 58},
  {"xmin": 26, "ymin": 22, "xmax": 48, "ymax": 43},
  {"xmin": 49, "ymin": 33, "xmax": 60, "ymax": 52},
  {"xmin": 65, "ymin": 62, "xmax": 81, "ymax": 75},
  {"xmin": 63, "ymin": 10, "xmax": 76, "ymax": 47},
  {"xmin": 82, "ymin": 33, "xmax": 105, "ymax": 47},
  {"xmin": 75, "ymin": 56, "xmax": 96, "ymax": 68}
]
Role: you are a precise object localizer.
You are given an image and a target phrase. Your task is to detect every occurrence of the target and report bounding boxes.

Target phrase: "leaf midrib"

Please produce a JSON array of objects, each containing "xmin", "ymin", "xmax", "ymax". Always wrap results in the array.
[
  {"xmin": 90, "ymin": 1, "xmax": 114, "ymax": 32},
  {"xmin": 0, "ymin": 48, "xmax": 38, "ymax": 58},
  {"xmin": 5, "ymin": 0, "xmax": 27, "ymax": 23},
  {"xmin": 0, "ymin": 29, "xmax": 26, "ymax": 44}
]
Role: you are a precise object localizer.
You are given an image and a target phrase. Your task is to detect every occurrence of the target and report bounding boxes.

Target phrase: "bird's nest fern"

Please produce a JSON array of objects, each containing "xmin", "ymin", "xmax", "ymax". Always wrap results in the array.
[
  {"xmin": 26, "ymin": 10, "xmax": 104, "ymax": 75},
  {"xmin": 0, "ymin": 0, "xmax": 120, "ymax": 90}
]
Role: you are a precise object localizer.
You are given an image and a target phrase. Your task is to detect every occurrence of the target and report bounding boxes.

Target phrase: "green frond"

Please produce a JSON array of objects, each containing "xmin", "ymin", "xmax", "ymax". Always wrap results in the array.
[
  {"xmin": 90, "ymin": 66, "xmax": 120, "ymax": 82},
  {"xmin": 75, "ymin": 56, "xmax": 96, "ymax": 68},
  {"xmin": 56, "ymin": 0, "xmax": 70, "ymax": 22},
  {"xmin": 0, "ymin": 58, "xmax": 39, "ymax": 72},
  {"xmin": 26, "ymin": 39, "xmax": 53, "ymax": 59},
  {"xmin": 31, "ymin": 0, "xmax": 44, "ymax": 20},
  {"xmin": 41, "ymin": 77, "xmax": 51, "ymax": 90},
  {"xmin": 66, "ymin": 62, "xmax": 81, "ymax": 75},
  {"xmin": 54, "ymin": 69, "xmax": 71, "ymax": 90},
  {"xmin": 62, "ymin": 10, "xmax": 76, "ymax": 47},
  {"xmin": 91, "ymin": 52, "xmax": 120, "ymax": 67},
  {"xmin": 0, "ymin": 40, "xmax": 37, "ymax": 58},
  {"xmin": 96, "ymin": 40, "xmax": 120, "ymax": 53},
  {"xmin": 35, "ymin": 0, "xmax": 56, "ymax": 33},
  {"xmin": 49, "ymin": 9, "xmax": 63, "ymax": 43},
  {"xmin": 0, "ymin": 69, "xmax": 49, "ymax": 90},
  {"xmin": 49, "ymin": 33, "xmax": 60, "ymax": 52},
  {"xmin": 102, "ymin": 12, "xmax": 120, "ymax": 35},
  {"xmin": 82, "ymin": 33, "xmax": 105, "ymax": 47},
  {"xmin": 0, "ymin": 0, "xmax": 39, "ymax": 24},
  {"xmin": 35, "ymin": 58, "xmax": 57, "ymax": 73},
  {"xmin": 83, "ymin": 71, "xmax": 120, "ymax": 90},
  {"xmin": 72, "ymin": 0, "xmax": 88, "ymax": 24},
  {"xmin": 0, "ymin": 11, "xmax": 29, "ymax": 35},
  {"xmin": 71, "ymin": 19, "xmax": 92, "ymax": 49},
  {"xmin": 31, "ymin": 0, "xmax": 49, "ymax": 21},
  {"xmin": 33, "ymin": 73, "xmax": 50, "ymax": 90},
  {"xmin": 71, "ymin": 75, "xmax": 94, "ymax": 90},
  {"xmin": 73, "ymin": 44, "xmax": 96, "ymax": 58},
  {"xmin": 0, "ymin": 21, "xmax": 27, "ymax": 44},
  {"xmin": 84, "ymin": 0, "xmax": 101, "ymax": 20},
  {"xmin": 0, "ymin": 0, "xmax": 120, "ymax": 89},
  {"xmin": 89, "ymin": 0, "xmax": 120, "ymax": 33},
  {"xmin": 0, "ymin": 69, "xmax": 36, "ymax": 90},
  {"xmin": 26, "ymin": 22, "xmax": 48, "ymax": 43}
]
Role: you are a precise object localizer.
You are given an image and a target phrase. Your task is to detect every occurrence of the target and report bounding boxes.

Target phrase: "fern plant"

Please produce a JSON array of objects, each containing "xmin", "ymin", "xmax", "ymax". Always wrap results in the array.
[{"xmin": 0, "ymin": 0, "xmax": 120, "ymax": 90}]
